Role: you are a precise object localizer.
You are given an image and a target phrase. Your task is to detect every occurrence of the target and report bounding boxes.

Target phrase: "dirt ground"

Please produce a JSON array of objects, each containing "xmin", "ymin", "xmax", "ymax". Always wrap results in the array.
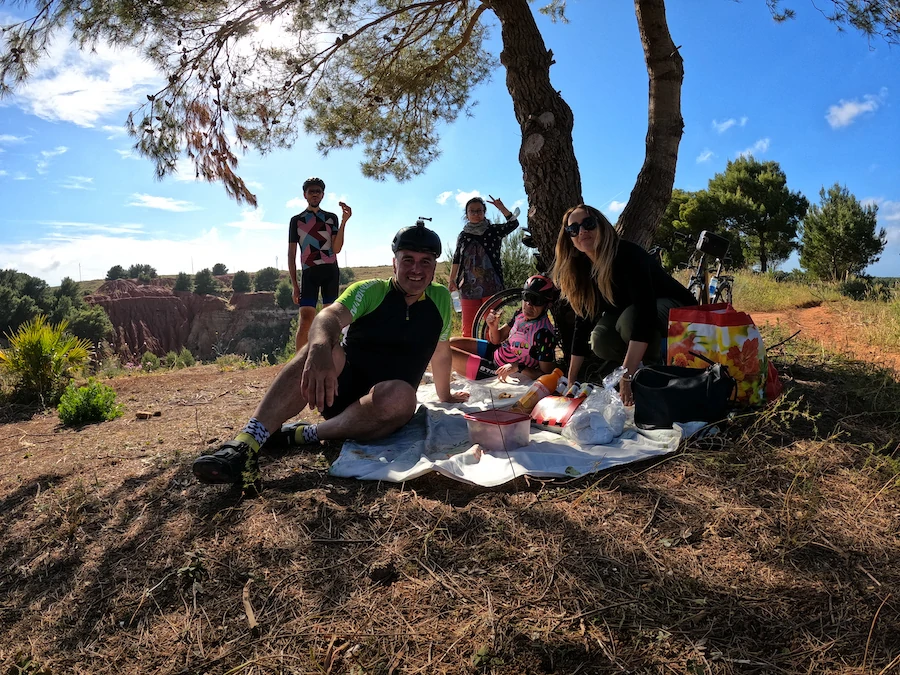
[{"xmin": 2, "ymin": 302, "xmax": 899, "ymax": 674}]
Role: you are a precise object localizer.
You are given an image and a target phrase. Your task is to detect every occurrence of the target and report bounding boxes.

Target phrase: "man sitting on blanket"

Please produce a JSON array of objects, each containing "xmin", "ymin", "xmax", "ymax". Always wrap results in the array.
[{"xmin": 192, "ymin": 220, "xmax": 470, "ymax": 490}]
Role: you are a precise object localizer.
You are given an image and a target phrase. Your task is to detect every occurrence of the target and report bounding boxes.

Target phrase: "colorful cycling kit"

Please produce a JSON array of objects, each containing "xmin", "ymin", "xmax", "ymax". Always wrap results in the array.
[
  {"xmin": 323, "ymin": 279, "xmax": 452, "ymax": 418},
  {"xmin": 289, "ymin": 208, "xmax": 340, "ymax": 269},
  {"xmin": 465, "ymin": 310, "xmax": 556, "ymax": 380}
]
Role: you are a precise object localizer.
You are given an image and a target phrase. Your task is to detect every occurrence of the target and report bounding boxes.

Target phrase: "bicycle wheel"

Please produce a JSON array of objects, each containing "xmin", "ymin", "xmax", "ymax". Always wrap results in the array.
[
  {"xmin": 714, "ymin": 280, "xmax": 733, "ymax": 305},
  {"xmin": 471, "ymin": 288, "xmax": 523, "ymax": 341}
]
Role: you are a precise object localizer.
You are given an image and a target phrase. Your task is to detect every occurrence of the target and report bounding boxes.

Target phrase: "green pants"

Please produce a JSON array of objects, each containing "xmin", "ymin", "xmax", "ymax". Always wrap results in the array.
[{"xmin": 589, "ymin": 297, "xmax": 685, "ymax": 366}]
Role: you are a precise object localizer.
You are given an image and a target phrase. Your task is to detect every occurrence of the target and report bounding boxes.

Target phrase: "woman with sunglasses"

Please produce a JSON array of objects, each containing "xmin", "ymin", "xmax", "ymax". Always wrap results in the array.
[
  {"xmin": 449, "ymin": 195, "xmax": 520, "ymax": 337},
  {"xmin": 449, "ymin": 275, "xmax": 558, "ymax": 382},
  {"xmin": 551, "ymin": 204, "xmax": 696, "ymax": 405}
]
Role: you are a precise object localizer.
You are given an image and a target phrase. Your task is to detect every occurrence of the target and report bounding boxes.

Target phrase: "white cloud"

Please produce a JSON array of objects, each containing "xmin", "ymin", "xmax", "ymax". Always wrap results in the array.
[
  {"xmin": 128, "ymin": 193, "xmax": 201, "ymax": 212},
  {"xmin": 224, "ymin": 208, "xmax": 281, "ymax": 231},
  {"xmin": 172, "ymin": 157, "xmax": 202, "ymax": 182},
  {"xmin": 35, "ymin": 145, "xmax": 69, "ymax": 174},
  {"xmin": 41, "ymin": 146, "xmax": 68, "ymax": 158},
  {"xmin": 13, "ymin": 173, "xmax": 32, "ymax": 181},
  {"xmin": 102, "ymin": 125, "xmax": 128, "ymax": 138},
  {"xmin": 826, "ymin": 88, "xmax": 887, "ymax": 128},
  {"xmin": 0, "ymin": 169, "xmax": 7, "ymax": 176},
  {"xmin": 712, "ymin": 117, "xmax": 747, "ymax": 134},
  {"xmin": 0, "ymin": 134, "xmax": 29, "ymax": 144},
  {"xmin": 436, "ymin": 191, "xmax": 453, "ymax": 205},
  {"xmin": 285, "ymin": 197, "xmax": 305, "ymax": 209},
  {"xmin": 39, "ymin": 220, "xmax": 145, "ymax": 235},
  {"xmin": 454, "ymin": 190, "xmax": 481, "ymax": 209},
  {"xmin": 13, "ymin": 38, "xmax": 161, "ymax": 127},
  {"xmin": 696, "ymin": 149, "xmax": 714, "ymax": 163},
  {"xmin": 863, "ymin": 197, "xmax": 900, "ymax": 223},
  {"xmin": 116, "ymin": 148, "xmax": 138, "ymax": 160},
  {"xmin": 60, "ymin": 176, "xmax": 95, "ymax": 190},
  {"xmin": 737, "ymin": 138, "xmax": 770, "ymax": 158},
  {"xmin": 608, "ymin": 200, "xmax": 626, "ymax": 214}
]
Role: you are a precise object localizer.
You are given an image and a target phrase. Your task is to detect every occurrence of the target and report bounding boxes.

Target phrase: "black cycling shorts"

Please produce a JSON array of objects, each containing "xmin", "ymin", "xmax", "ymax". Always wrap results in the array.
[
  {"xmin": 300, "ymin": 264, "xmax": 340, "ymax": 307},
  {"xmin": 322, "ymin": 364, "xmax": 376, "ymax": 420}
]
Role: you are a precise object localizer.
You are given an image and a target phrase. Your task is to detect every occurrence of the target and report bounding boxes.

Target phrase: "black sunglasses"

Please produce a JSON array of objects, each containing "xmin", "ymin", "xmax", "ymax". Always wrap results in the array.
[
  {"xmin": 564, "ymin": 215, "xmax": 599, "ymax": 237},
  {"xmin": 522, "ymin": 291, "xmax": 548, "ymax": 306}
]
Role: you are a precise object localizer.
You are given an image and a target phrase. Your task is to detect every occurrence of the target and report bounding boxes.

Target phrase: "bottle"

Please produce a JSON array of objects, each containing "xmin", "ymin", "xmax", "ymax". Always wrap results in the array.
[
  {"xmin": 510, "ymin": 368, "xmax": 564, "ymax": 414},
  {"xmin": 450, "ymin": 290, "xmax": 462, "ymax": 313},
  {"xmin": 708, "ymin": 276, "xmax": 718, "ymax": 302},
  {"xmin": 555, "ymin": 376, "xmax": 569, "ymax": 395}
]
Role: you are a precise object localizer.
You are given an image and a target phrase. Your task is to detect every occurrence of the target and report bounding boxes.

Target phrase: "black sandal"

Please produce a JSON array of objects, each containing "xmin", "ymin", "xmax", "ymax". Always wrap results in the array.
[{"xmin": 192, "ymin": 441, "xmax": 254, "ymax": 484}]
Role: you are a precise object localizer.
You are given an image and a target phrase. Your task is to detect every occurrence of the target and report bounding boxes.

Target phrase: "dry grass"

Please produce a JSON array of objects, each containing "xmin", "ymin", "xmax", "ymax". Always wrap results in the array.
[{"xmin": 2, "ymin": 335, "xmax": 900, "ymax": 674}]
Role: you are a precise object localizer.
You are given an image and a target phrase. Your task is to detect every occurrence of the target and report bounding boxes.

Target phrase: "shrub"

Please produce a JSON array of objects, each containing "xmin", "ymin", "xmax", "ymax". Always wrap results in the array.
[
  {"xmin": 194, "ymin": 268, "xmax": 219, "ymax": 295},
  {"xmin": 339, "ymin": 267, "xmax": 356, "ymax": 284},
  {"xmin": 127, "ymin": 263, "xmax": 157, "ymax": 278},
  {"xmin": 232, "ymin": 270, "xmax": 251, "ymax": 292},
  {"xmin": 178, "ymin": 347, "xmax": 195, "ymax": 367},
  {"xmin": 275, "ymin": 279, "xmax": 294, "ymax": 311},
  {"xmin": 106, "ymin": 265, "xmax": 128, "ymax": 280},
  {"xmin": 58, "ymin": 378, "xmax": 123, "ymax": 426},
  {"xmin": 0, "ymin": 315, "xmax": 92, "ymax": 403},
  {"xmin": 141, "ymin": 351, "xmax": 161, "ymax": 371},
  {"xmin": 174, "ymin": 272, "xmax": 193, "ymax": 292},
  {"xmin": 212, "ymin": 263, "xmax": 228, "ymax": 275},
  {"xmin": 215, "ymin": 353, "xmax": 253, "ymax": 371},
  {"xmin": 254, "ymin": 266, "xmax": 280, "ymax": 291}
]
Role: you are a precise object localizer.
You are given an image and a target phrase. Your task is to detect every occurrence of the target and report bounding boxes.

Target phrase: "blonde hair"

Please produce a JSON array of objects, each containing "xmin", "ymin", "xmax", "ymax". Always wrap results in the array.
[{"xmin": 550, "ymin": 204, "xmax": 619, "ymax": 317}]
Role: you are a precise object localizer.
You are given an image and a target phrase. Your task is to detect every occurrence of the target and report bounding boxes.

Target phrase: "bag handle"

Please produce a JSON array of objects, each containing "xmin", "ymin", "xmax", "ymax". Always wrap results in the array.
[{"xmin": 688, "ymin": 351, "xmax": 717, "ymax": 367}]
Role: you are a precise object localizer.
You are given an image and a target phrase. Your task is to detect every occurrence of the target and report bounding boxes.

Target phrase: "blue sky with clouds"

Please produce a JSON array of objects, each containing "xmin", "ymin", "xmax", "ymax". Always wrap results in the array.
[{"xmin": 1, "ymin": 1, "xmax": 898, "ymax": 286}]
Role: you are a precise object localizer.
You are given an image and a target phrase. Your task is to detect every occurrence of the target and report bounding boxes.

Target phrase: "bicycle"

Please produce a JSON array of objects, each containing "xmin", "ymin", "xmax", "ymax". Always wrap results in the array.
[{"xmin": 685, "ymin": 230, "xmax": 734, "ymax": 305}]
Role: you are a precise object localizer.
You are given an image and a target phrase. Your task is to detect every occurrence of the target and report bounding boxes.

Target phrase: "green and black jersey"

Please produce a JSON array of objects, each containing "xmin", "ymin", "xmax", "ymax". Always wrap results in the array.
[{"xmin": 335, "ymin": 279, "xmax": 452, "ymax": 390}]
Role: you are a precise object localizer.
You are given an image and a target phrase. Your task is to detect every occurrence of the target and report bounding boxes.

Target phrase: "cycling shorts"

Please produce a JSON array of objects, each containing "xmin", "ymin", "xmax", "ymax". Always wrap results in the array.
[{"xmin": 300, "ymin": 264, "xmax": 339, "ymax": 307}]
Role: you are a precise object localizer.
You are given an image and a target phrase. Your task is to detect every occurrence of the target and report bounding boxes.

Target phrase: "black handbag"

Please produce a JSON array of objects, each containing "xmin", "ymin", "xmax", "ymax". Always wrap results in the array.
[{"xmin": 631, "ymin": 353, "xmax": 736, "ymax": 429}]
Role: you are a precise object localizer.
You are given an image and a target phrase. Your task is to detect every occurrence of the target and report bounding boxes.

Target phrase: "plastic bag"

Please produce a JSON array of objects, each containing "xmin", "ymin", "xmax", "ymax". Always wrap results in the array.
[{"xmin": 562, "ymin": 367, "xmax": 627, "ymax": 445}]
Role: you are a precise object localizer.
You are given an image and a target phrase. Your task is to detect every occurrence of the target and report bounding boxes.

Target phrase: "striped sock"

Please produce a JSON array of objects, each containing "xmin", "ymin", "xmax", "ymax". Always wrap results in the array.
[{"xmin": 240, "ymin": 417, "xmax": 270, "ymax": 449}]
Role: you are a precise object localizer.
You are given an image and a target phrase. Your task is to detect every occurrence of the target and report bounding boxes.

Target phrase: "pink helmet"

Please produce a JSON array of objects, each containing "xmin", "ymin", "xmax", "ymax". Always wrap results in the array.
[{"xmin": 522, "ymin": 274, "xmax": 559, "ymax": 305}]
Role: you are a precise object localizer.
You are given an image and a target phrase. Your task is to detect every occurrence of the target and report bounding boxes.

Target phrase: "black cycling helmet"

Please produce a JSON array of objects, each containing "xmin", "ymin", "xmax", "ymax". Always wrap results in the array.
[
  {"xmin": 522, "ymin": 274, "xmax": 560, "ymax": 305},
  {"xmin": 302, "ymin": 176, "xmax": 325, "ymax": 191},
  {"xmin": 392, "ymin": 221, "xmax": 442, "ymax": 257}
]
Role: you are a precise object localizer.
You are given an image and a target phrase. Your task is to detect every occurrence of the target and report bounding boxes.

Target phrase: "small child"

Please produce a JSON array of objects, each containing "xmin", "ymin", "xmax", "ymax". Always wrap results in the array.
[{"xmin": 450, "ymin": 275, "xmax": 558, "ymax": 382}]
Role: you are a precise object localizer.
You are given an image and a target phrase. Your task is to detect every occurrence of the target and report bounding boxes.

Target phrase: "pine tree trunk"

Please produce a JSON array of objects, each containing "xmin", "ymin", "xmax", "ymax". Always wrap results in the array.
[
  {"xmin": 615, "ymin": 0, "xmax": 684, "ymax": 249},
  {"xmin": 491, "ymin": 0, "xmax": 583, "ymax": 269}
]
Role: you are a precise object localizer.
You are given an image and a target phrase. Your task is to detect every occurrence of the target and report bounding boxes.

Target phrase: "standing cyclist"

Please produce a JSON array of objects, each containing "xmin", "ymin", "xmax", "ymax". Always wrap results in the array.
[{"xmin": 288, "ymin": 177, "xmax": 353, "ymax": 351}]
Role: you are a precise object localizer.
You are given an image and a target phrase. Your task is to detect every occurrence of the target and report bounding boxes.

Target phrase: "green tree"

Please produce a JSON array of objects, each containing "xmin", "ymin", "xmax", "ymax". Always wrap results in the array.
[
  {"xmin": 706, "ymin": 156, "xmax": 808, "ymax": 272},
  {"xmin": 501, "ymin": 229, "xmax": 537, "ymax": 291},
  {"xmin": 193, "ymin": 268, "xmax": 219, "ymax": 295},
  {"xmin": 0, "ymin": 269, "xmax": 54, "ymax": 335},
  {"xmin": 105, "ymin": 265, "xmax": 128, "ymax": 280},
  {"xmin": 127, "ymin": 263, "xmax": 158, "ymax": 279},
  {"xmin": 174, "ymin": 272, "xmax": 193, "ymax": 291},
  {"xmin": 275, "ymin": 279, "xmax": 294, "ymax": 311},
  {"xmin": 212, "ymin": 263, "xmax": 228, "ymax": 275},
  {"xmin": 254, "ymin": 267, "xmax": 281, "ymax": 292},
  {"xmin": 339, "ymin": 267, "xmax": 356, "ymax": 285},
  {"xmin": 231, "ymin": 270, "xmax": 251, "ymax": 292},
  {"xmin": 2, "ymin": 2, "xmax": 893, "ymax": 262},
  {"xmin": 66, "ymin": 305, "xmax": 114, "ymax": 347},
  {"xmin": 799, "ymin": 184, "xmax": 887, "ymax": 281}
]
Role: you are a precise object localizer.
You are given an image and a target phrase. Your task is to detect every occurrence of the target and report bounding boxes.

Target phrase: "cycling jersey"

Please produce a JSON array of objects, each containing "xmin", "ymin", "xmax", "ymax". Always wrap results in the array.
[
  {"xmin": 289, "ymin": 208, "xmax": 340, "ymax": 270},
  {"xmin": 493, "ymin": 309, "xmax": 556, "ymax": 369},
  {"xmin": 336, "ymin": 279, "xmax": 452, "ymax": 391}
]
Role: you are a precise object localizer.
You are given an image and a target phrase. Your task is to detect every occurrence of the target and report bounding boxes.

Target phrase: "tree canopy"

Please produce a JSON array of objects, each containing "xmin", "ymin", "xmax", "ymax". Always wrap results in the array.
[
  {"xmin": 2, "ymin": 1, "xmax": 896, "ymax": 261},
  {"xmin": 707, "ymin": 156, "xmax": 808, "ymax": 272},
  {"xmin": 799, "ymin": 183, "xmax": 886, "ymax": 281}
]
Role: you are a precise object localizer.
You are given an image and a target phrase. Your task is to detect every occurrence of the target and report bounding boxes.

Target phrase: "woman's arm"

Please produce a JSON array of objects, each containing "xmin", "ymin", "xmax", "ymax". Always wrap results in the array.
[
  {"xmin": 449, "ymin": 263, "xmax": 460, "ymax": 292},
  {"xmin": 618, "ymin": 340, "xmax": 649, "ymax": 406}
]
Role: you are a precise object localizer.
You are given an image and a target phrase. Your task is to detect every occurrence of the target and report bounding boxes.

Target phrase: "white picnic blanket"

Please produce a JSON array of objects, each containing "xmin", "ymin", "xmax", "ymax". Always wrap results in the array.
[{"xmin": 330, "ymin": 376, "xmax": 701, "ymax": 487}]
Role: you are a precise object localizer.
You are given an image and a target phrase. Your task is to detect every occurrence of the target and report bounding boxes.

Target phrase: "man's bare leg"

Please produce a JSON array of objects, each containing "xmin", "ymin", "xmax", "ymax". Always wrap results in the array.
[
  {"xmin": 295, "ymin": 305, "xmax": 317, "ymax": 352},
  {"xmin": 315, "ymin": 380, "xmax": 417, "ymax": 442}
]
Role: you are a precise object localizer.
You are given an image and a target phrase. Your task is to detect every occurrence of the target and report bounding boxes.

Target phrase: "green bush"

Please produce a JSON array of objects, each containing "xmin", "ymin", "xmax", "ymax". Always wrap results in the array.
[
  {"xmin": 0, "ymin": 315, "xmax": 92, "ymax": 403},
  {"xmin": 128, "ymin": 263, "xmax": 157, "ymax": 278},
  {"xmin": 275, "ymin": 279, "xmax": 294, "ymax": 311},
  {"xmin": 339, "ymin": 267, "xmax": 356, "ymax": 284},
  {"xmin": 194, "ymin": 268, "xmax": 219, "ymax": 295},
  {"xmin": 163, "ymin": 347, "xmax": 196, "ymax": 369},
  {"xmin": 212, "ymin": 263, "xmax": 228, "ymax": 275},
  {"xmin": 178, "ymin": 347, "xmax": 195, "ymax": 367},
  {"xmin": 106, "ymin": 265, "xmax": 128, "ymax": 280},
  {"xmin": 58, "ymin": 378, "xmax": 123, "ymax": 426},
  {"xmin": 254, "ymin": 266, "xmax": 281, "ymax": 291},
  {"xmin": 141, "ymin": 351, "xmax": 161, "ymax": 371},
  {"xmin": 232, "ymin": 270, "xmax": 251, "ymax": 292},
  {"xmin": 174, "ymin": 272, "xmax": 193, "ymax": 292}
]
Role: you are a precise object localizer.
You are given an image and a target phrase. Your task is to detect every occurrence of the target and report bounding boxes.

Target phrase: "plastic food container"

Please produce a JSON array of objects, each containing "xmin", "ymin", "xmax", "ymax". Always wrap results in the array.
[{"xmin": 463, "ymin": 409, "xmax": 531, "ymax": 452}]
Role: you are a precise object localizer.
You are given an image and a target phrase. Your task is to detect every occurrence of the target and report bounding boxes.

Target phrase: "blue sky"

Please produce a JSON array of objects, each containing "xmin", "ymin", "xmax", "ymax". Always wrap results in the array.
[{"xmin": 1, "ymin": 1, "xmax": 898, "ymax": 286}]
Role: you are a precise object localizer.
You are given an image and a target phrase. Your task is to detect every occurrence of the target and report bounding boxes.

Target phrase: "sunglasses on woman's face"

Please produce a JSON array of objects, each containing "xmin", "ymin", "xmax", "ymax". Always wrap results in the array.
[
  {"xmin": 564, "ymin": 215, "xmax": 598, "ymax": 237},
  {"xmin": 522, "ymin": 291, "xmax": 548, "ymax": 306}
]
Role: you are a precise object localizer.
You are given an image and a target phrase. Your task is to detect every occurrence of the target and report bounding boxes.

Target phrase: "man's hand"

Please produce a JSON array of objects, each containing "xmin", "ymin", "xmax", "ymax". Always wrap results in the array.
[
  {"xmin": 339, "ymin": 201, "xmax": 352, "ymax": 223},
  {"xmin": 300, "ymin": 344, "xmax": 339, "ymax": 412},
  {"xmin": 441, "ymin": 391, "xmax": 470, "ymax": 403},
  {"xmin": 496, "ymin": 363, "xmax": 518, "ymax": 382},
  {"xmin": 292, "ymin": 287, "xmax": 300, "ymax": 305}
]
